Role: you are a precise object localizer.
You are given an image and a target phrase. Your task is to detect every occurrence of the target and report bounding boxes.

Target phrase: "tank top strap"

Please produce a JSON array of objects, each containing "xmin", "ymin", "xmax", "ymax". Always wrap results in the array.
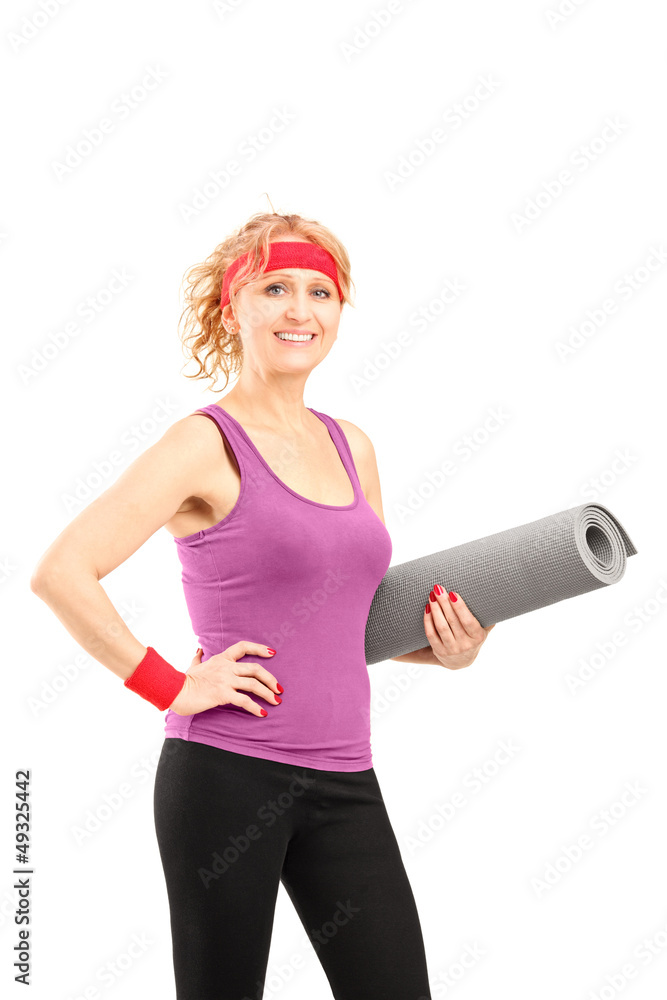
[
  {"xmin": 194, "ymin": 404, "xmax": 258, "ymax": 478},
  {"xmin": 195, "ymin": 403, "xmax": 363, "ymax": 498},
  {"xmin": 308, "ymin": 408, "xmax": 363, "ymax": 493}
]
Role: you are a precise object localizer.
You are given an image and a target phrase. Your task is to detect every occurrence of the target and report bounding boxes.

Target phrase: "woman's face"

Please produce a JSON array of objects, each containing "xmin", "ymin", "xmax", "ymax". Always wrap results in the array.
[{"xmin": 223, "ymin": 241, "xmax": 344, "ymax": 374}]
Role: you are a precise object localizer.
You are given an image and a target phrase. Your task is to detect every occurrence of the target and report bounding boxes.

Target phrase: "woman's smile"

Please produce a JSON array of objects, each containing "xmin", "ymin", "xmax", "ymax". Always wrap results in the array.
[{"xmin": 273, "ymin": 329, "xmax": 317, "ymax": 344}]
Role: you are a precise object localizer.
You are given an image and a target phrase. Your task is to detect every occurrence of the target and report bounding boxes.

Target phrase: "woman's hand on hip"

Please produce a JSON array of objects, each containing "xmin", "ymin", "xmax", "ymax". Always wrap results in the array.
[
  {"xmin": 424, "ymin": 586, "xmax": 496, "ymax": 670},
  {"xmin": 168, "ymin": 642, "xmax": 283, "ymax": 716}
]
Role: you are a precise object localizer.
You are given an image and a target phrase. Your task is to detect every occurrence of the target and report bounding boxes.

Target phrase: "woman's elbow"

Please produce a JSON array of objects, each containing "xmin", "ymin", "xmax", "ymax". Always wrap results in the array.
[
  {"xmin": 30, "ymin": 561, "xmax": 58, "ymax": 596},
  {"xmin": 30, "ymin": 558, "xmax": 77, "ymax": 597}
]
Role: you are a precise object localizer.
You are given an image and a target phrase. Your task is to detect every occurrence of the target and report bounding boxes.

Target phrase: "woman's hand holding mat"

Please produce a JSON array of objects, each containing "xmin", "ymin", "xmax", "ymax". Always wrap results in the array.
[
  {"xmin": 423, "ymin": 587, "xmax": 496, "ymax": 670},
  {"xmin": 365, "ymin": 503, "xmax": 637, "ymax": 665},
  {"xmin": 395, "ymin": 586, "xmax": 497, "ymax": 670}
]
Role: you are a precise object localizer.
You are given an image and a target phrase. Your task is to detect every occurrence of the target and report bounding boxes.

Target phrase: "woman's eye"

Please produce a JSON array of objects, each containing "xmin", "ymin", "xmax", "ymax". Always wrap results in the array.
[{"xmin": 265, "ymin": 284, "xmax": 331, "ymax": 298}]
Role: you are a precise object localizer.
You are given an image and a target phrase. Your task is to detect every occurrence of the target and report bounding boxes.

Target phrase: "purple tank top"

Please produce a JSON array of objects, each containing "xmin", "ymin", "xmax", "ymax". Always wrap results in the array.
[{"xmin": 163, "ymin": 404, "xmax": 393, "ymax": 771}]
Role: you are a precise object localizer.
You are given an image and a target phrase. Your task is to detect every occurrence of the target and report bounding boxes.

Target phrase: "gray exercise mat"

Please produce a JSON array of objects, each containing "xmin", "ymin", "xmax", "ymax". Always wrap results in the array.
[{"xmin": 364, "ymin": 503, "xmax": 638, "ymax": 664}]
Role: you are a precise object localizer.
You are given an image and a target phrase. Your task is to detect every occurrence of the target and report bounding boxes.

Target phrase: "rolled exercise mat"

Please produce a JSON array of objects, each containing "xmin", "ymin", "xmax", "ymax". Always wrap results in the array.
[{"xmin": 364, "ymin": 503, "xmax": 637, "ymax": 665}]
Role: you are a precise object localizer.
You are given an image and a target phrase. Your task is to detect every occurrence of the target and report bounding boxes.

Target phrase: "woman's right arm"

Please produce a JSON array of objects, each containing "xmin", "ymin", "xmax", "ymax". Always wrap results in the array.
[{"xmin": 29, "ymin": 415, "xmax": 281, "ymax": 715}]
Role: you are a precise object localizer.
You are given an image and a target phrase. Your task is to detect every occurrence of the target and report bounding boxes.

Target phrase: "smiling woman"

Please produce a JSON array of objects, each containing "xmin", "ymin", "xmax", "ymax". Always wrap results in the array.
[
  {"xmin": 178, "ymin": 211, "xmax": 355, "ymax": 392},
  {"xmin": 159, "ymin": 214, "xmax": 435, "ymax": 997},
  {"xmin": 31, "ymin": 209, "xmax": 435, "ymax": 1000}
]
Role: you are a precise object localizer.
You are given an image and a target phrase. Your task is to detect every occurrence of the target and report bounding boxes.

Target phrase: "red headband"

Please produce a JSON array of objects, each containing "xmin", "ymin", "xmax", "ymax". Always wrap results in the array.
[{"xmin": 220, "ymin": 241, "xmax": 344, "ymax": 311}]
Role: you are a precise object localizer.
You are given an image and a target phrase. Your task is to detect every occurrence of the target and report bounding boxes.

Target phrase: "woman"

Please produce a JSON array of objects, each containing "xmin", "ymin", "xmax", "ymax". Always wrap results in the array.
[{"xmin": 31, "ymin": 211, "xmax": 494, "ymax": 1000}]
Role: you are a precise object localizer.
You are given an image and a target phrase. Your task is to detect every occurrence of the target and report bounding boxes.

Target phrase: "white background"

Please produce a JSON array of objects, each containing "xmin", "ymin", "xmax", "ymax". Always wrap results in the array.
[{"xmin": 2, "ymin": 1, "xmax": 665, "ymax": 998}]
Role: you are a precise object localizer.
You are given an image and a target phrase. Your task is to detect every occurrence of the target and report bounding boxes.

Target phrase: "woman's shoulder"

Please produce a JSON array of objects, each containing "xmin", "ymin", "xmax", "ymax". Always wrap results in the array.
[
  {"xmin": 333, "ymin": 417, "xmax": 375, "ymax": 451},
  {"xmin": 333, "ymin": 417, "xmax": 385, "ymax": 521},
  {"xmin": 332, "ymin": 417, "xmax": 379, "ymax": 479},
  {"xmin": 160, "ymin": 410, "xmax": 240, "ymax": 480}
]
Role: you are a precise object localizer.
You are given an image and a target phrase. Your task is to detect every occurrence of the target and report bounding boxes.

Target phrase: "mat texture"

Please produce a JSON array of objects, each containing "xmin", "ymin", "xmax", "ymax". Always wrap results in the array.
[{"xmin": 364, "ymin": 503, "xmax": 637, "ymax": 664}]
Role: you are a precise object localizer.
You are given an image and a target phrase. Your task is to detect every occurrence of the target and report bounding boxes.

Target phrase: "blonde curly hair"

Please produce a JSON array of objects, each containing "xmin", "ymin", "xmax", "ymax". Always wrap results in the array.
[{"xmin": 178, "ymin": 210, "xmax": 356, "ymax": 393}]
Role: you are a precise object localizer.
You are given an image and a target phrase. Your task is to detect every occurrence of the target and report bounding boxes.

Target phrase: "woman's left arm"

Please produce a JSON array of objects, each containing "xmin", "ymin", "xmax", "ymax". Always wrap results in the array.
[{"xmin": 337, "ymin": 418, "xmax": 496, "ymax": 671}]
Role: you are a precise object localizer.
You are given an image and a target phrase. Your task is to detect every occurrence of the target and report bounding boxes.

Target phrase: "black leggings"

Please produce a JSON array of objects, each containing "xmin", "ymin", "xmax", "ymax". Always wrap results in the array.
[{"xmin": 153, "ymin": 738, "xmax": 432, "ymax": 1000}]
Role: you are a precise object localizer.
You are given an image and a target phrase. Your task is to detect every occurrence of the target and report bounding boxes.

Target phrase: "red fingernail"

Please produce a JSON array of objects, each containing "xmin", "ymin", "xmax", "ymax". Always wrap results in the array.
[
  {"xmin": 276, "ymin": 683, "xmax": 284, "ymax": 693},
  {"xmin": 429, "ymin": 590, "xmax": 436, "ymax": 602},
  {"xmin": 275, "ymin": 697, "xmax": 282, "ymax": 704},
  {"xmin": 260, "ymin": 709, "xmax": 268, "ymax": 716},
  {"xmin": 449, "ymin": 591, "xmax": 457, "ymax": 602},
  {"xmin": 266, "ymin": 648, "xmax": 276, "ymax": 654},
  {"xmin": 433, "ymin": 584, "xmax": 444, "ymax": 596},
  {"xmin": 425, "ymin": 602, "xmax": 431, "ymax": 614}
]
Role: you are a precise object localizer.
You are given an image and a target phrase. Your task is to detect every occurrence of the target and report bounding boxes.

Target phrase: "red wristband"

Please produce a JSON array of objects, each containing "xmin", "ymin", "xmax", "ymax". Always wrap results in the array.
[{"xmin": 124, "ymin": 646, "xmax": 186, "ymax": 711}]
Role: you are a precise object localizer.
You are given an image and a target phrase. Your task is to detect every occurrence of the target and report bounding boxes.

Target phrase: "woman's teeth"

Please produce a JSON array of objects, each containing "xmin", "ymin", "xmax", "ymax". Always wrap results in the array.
[{"xmin": 274, "ymin": 331, "xmax": 314, "ymax": 341}]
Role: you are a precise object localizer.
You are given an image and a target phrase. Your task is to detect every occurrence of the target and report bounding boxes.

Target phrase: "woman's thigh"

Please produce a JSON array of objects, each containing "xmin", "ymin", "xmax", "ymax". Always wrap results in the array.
[
  {"xmin": 153, "ymin": 738, "xmax": 302, "ymax": 1000},
  {"xmin": 279, "ymin": 766, "xmax": 432, "ymax": 1000}
]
